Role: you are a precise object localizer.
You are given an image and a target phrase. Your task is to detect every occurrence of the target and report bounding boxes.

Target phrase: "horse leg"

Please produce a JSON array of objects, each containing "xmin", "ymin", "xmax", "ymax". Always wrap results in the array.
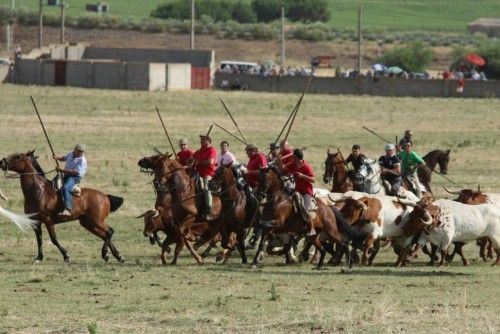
[
  {"xmin": 182, "ymin": 235, "xmax": 203, "ymax": 265},
  {"xmin": 105, "ymin": 227, "xmax": 125, "ymax": 263},
  {"xmin": 45, "ymin": 224, "xmax": 70, "ymax": 262},
  {"xmin": 314, "ymin": 238, "xmax": 327, "ymax": 270},
  {"xmin": 78, "ymin": 216, "xmax": 113, "ymax": 262},
  {"xmin": 33, "ymin": 223, "xmax": 44, "ymax": 262},
  {"xmin": 236, "ymin": 229, "xmax": 248, "ymax": 264},
  {"xmin": 171, "ymin": 237, "xmax": 184, "ymax": 265},
  {"xmin": 251, "ymin": 230, "xmax": 268, "ymax": 267}
]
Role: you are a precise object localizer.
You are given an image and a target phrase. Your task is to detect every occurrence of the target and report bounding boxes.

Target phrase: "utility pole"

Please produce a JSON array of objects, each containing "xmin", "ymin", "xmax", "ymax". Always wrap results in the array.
[
  {"xmin": 6, "ymin": 0, "xmax": 15, "ymax": 53},
  {"xmin": 281, "ymin": 6, "xmax": 285, "ymax": 66},
  {"xmin": 357, "ymin": 5, "xmax": 363, "ymax": 76},
  {"xmin": 38, "ymin": 0, "xmax": 43, "ymax": 48},
  {"xmin": 190, "ymin": 0, "xmax": 195, "ymax": 50},
  {"xmin": 60, "ymin": 0, "xmax": 65, "ymax": 43}
]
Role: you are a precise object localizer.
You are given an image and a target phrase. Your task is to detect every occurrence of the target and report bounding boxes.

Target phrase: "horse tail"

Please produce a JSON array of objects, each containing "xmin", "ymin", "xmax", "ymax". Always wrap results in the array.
[
  {"xmin": 107, "ymin": 195, "xmax": 124, "ymax": 213},
  {"xmin": 331, "ymin": 207, "xmax": 369, "ymax": 245},
  {"xmin": 0, "ymin": 205, "xmax": 38, "ymax": 232}
]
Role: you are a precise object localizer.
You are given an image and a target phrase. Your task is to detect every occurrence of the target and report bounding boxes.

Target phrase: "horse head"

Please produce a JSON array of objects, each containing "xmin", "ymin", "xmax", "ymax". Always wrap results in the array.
[
  {"xmin": 0, "ymin": 151, "xmax": 37, "ymax": 175},
  {"xmin": 138, "ymin": 152, "xmax": 172, "ymax": 173},
  {"xmin": 355, "ymin": 160, "xmax": 381, "ymax": 194},
  {"xmin": 323, "ymin": 149, "xmax": 339, "ymax": 183},
  {"xmin": 437, "ymin": 149, "xmax": 450, "ymax": 175}
]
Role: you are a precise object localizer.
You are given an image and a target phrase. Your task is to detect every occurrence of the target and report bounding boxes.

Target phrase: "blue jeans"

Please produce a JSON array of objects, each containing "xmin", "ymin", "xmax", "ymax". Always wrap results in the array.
[{"xmin": 62, "ymin": 175, "xmax": 81, "ymax": 210}]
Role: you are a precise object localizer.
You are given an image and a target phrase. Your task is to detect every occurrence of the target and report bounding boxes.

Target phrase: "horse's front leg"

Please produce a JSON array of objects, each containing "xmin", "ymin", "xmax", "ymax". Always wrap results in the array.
[
  {"xmin": 251, "ymin": 229, "xmax": 269, "ymax": 267},
  {"xmin": 33, "ymin": 223, "xmax": 44, "ymax": 262},
  {"xmin": 46, "ymin": 223, "xmax": 70, "ymax": 262}
]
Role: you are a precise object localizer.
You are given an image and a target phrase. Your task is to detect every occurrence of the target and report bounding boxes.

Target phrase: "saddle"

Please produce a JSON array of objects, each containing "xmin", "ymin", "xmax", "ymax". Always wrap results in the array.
[
  {"xmin": 291, "ymin": 192, "xmax": 318, "ymax": 223},
  {"xmin": 51, "ymin": 174, "xmax": 81, "ymax": 197}
]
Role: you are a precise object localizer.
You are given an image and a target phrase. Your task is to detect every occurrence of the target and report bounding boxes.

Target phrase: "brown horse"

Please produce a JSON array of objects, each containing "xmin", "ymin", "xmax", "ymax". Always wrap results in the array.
[
  {"xmin": 146, "ymin": 155, "xmax": 221, "ymax": 264},
  {"xmin": 208, "ymin": 165, "xmax": 257, "ymax": 264},
  {"xmin": 253, "ymin": 166, "xmax": 365, "ymax": 269},
  {"xmin": 0, "ymin": 151, "xmax": 124, "ymax": 262},
  {"xmin": 323, "ymin": 149, "xmax": 355, "ymax": 193},
  {"xmin": 423, "ymin": 149, "xmax": 450, "ymax": 175}
]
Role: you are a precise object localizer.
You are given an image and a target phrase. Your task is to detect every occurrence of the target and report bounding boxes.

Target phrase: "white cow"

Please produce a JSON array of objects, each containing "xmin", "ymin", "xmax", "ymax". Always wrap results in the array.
[{"xmin": 403, "ymin": 199, "xmax": 500, "ymax": 266}]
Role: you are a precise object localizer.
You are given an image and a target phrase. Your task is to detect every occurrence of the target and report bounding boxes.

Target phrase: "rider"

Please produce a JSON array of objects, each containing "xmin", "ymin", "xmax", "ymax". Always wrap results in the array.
[
  {"xmin": 242, "ymin": 144, "xmax": 268, "ymax": 191},
  {"xmin": 282, "ymin": 148, "xmax": 316, "ymax": 236},
  {"xmin": 398, "ymin": 140, "xmax": 425, "ymax": 198},
  {"xmin": 53, "ymin": 143, "xmax": 87, "ymax": 216},
  {"xmin": 345, "ymin": 144, "xmax": 367, "ymax": 172},
  {"xmin": 267, "ymin": 142, "xmax": 280, "ymax": 163},
  {"xmin": 378, "ymin": 143, "xmax": 402, "ymax": 196},
  {"xmin": 278, "ymin": 140, "xmax": 294, "ymax": 166},
  {"xmin": 216, "ymin": 140, "xmax": 237, "ymax": 167},
  {"xmin": 191, "ymin": 134, "xmax": 217, "ymax": 220},
  {"xmin": 176, "ymin": 138, "xmax": 194, "ymax": 168},
  {"xmin": 397, "ymin": 129, "xmax": 413, "ymax": 152}
]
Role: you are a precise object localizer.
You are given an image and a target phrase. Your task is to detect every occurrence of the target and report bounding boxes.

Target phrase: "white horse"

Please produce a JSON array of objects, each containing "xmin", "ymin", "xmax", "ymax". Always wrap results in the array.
[
  {"xmin": 0, "ymin": 187, "xmax": 38, "ymax": 232},
  {"xmin": 355, "ymin": 160, "xmax": 420, "ymax": 201}
]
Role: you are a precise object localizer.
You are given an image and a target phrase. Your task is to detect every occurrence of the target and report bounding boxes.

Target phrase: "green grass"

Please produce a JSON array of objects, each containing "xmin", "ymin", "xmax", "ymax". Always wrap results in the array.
[
  {"xmin": 2, "ymin": 0, "xmax": 500, "ymax": 32},
  {"xmin": 0, "ymin": 84, "xmax": 499, "ymax": 332}
]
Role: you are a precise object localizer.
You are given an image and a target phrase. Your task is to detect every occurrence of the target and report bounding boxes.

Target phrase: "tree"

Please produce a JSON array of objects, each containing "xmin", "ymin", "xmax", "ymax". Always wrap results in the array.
[
  {"xmin": 381, "ymin": 42, "xmax": 434, "ymax": 72},
  {"xmin": 287, "ymin": 0, "xmax": 330, "ymax": 22},
  {"xmin": 251, "ymin": 0, "xmax": 283, "ymax": 23}
]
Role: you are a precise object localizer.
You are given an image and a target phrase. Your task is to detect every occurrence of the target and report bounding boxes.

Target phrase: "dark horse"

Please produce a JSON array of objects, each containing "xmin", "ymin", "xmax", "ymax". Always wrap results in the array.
[
  {"xmin": 208, "ymin": 164, "xmax": 257, "ymax": 264},
  {"xmin": 323, "ymin": 149, "xmax": 355, "ymax": 193},
  {"xmin": 253, "ymin": 166, "xmax": 365, "ymax": 269},
  {"xmin": 422, "ymin": 149, "xmax": 450, "ymax": 175},
  {"xmin": 146, "ymin": 155, "xmax": 222, "ymax": 265},
  {"xmin": 0, "ymin": 151, "xmax": 124, "ymax": 262}
]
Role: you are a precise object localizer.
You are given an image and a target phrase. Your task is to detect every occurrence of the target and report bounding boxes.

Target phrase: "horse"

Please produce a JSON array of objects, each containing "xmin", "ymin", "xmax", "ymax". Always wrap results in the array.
[
  {"xmin": 146, "ymin": 155, "xmax": 221, "ymax": 265},
  {"xmin": 208, "ymin": 164, "xmax": 257, "ymax": 264},
  {"xmin": 355, "ymin": 160, "xmax": 426, "ymax": 201},
  {"xmin": 0, "ymin": 151, "xmax": 124, "ymax": 262},
  {"xmin": 323, "ymin": 149, "xmax": 355, "ymax": 193},
  {"xmin": 253, "ymin": 165, "xmax": 365, "ymax": 269},
  {"xmin": 423, "ymin": 149, "xmax": 450, "ymax": 175}
]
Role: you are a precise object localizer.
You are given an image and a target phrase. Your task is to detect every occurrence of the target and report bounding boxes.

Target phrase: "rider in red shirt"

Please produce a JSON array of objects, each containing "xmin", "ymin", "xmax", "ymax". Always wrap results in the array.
[
  {"xmin": 243, "ymin": 143, "xmax": 268, "ymax": 190},
  {"xmin": 176, "ymin": 138, "xmax": 194, "ymax": 168},
  {"xmin": 191, "ymin": 135, "xmax": 217, "ymax": 220},
  {"xmin": 282, "ymin": 148, "xmax": 316, "ymax": 235},
  {"xmin": 279, "ymin": 140, "xmax": 294, "ymax": 166}
]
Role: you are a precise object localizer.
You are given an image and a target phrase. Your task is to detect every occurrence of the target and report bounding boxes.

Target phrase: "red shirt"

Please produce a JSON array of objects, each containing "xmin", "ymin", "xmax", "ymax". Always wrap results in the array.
[
  {"xmin": 245, "ymin": 152, "xmax": 268, "ymax": 188},
  {"xmin": 280, "ymin": 147, "xmax": 294, "ymax": 166},
  {"xmin": 193, "ymin": 146, "xmax": 217, "ymax": 177},
  {"xmin": 285, "ymin": 160, "xmax": 314, "ymax": 195},
  {"xmin": 177, "ymin": 149, "xmax": 194, "ymax": 167}
]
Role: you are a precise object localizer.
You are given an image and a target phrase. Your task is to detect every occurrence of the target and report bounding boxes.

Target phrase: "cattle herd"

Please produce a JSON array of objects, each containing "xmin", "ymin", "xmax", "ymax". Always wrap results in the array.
[{"xmin": 0, "ymin": 151, "xmax": 499, "ymax": 268}]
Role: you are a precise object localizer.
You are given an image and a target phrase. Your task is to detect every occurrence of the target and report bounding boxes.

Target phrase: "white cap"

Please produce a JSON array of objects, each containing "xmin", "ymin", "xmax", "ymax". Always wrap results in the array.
[{"xmin": 384, "ymin": 143, "xmax": 395, "ymax": 151}]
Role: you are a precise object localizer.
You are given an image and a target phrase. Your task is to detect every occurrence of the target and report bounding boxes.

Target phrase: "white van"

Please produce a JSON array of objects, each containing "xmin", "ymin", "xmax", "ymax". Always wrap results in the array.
[{"xmin": 219, "ymin": 61, "xmax": 260, "ymax": 74}]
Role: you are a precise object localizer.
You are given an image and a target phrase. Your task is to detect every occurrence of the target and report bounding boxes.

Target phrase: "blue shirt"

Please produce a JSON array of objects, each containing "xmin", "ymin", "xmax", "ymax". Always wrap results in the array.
[{"xmin": 64, "ymin": 152, "xmax": 87, "ymax": 178}]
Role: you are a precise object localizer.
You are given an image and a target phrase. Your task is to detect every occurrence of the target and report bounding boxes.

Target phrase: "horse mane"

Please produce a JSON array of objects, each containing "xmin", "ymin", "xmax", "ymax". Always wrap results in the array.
[{"xmin": 30, "ymin": 155, "xmax": 46, "ymax": 177}]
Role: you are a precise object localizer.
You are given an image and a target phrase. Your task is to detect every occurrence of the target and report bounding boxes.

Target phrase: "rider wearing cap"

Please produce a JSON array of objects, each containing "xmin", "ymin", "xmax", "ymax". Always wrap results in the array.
[
  {"xmin": 53, "ymin": 143, "xmax": 87, "ymax": 216},
  {"xmin": 267, "ymin": 142, "xmax": 280, "ymax": 163},
  {"xmin": 282, "ymin": 148, "xmax": 317, "ymax": 235},
  {"xmin": 191, "ymin": 135, "xmax": 217, "ymax": 220},
  {"xmin": 177, "ymin": 138, "xmax": 194, "ymax": 168},
  {"xmin": 378, "ymin": 143, "xmax": 402, "ymax": 196},
  {"xmin": 397, "ymin": 129, "xmax": 413, "ymax": 152}
]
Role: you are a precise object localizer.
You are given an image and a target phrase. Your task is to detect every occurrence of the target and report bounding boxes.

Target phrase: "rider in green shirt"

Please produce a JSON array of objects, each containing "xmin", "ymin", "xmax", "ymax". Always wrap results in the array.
[{"xmin": 398, "ymin": 141, "xmax": 425, "ymax": 197}]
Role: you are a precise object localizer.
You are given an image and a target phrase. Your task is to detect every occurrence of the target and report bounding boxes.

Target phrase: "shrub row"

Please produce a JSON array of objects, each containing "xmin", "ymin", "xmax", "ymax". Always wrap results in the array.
[{"xmin": 0, "ymin": 6, "xmax": 488, "ymax": 46}]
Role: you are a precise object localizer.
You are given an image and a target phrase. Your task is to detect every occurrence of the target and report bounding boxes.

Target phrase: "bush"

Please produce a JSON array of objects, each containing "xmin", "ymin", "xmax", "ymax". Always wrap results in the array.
[
  {"xmin": 477, "ymin": 41, "xmax": 500, "ymax": 79},
  {"xmin": 232, "ymin": 1, "xmax": 257, "ymax": 23},
  {"xmin": 381, "ymin": 41, "xmax": 434, "ymax": 72},
  {"xmin": 151, "ymin": 0, "xmax": 190, "ymax": 20},
  {"xmin": 287, "ymin": 0, "xmax": 330, "ymax": 22},
  {"xmin": 251, "ymin": 0, "xmax": 283, "ymax": 23}
]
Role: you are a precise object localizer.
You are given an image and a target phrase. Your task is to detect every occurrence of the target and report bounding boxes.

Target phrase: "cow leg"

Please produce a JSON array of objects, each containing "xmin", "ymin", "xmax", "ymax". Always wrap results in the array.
[
  {"xmin": 160, "ymin": 238, "xmax": 173, "ymax": 265},
  {"xmin": 452, "ymin": 242, "xmax": 469, "ymax": 266},
  {"xmin": 367, "ymin": 240, "xmax": 381, "ymax": 266},
  {"xmin": 45, "ymin": 224, "xmax": 70, "ymax": 262},
  {"xmin": 493, "ymin": 249, "xmax": 500, "ymax": 266},
  {"xmin": 487, "ymin": 239, "xmax": 494, "ymax": 259},
  {"xmin": 439, "ymin": 249, "xmax": 448, "ymax": 266},
  {"xmin": 362, "ymin": 236, "xmax": 375, "ymax": 266},
  {"xmin": 171, "ymin": 233, "xmax": 184, "ymax": 265},
  {"xmin": 33, "ymin": 223, "xmax": 44, "ymax": 262}
]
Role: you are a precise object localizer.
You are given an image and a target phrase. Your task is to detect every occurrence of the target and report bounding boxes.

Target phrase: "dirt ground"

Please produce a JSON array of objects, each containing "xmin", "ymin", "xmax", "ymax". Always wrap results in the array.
[{"xmin": 0, "ymin": 26, "xmax": 453, "ymax": 70}]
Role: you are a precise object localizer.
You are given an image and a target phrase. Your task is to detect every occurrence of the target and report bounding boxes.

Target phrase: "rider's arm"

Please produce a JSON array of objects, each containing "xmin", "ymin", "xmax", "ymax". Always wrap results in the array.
[{"xmin": 296, "ymin": 172, "xmax": 315, "ymax": 183}]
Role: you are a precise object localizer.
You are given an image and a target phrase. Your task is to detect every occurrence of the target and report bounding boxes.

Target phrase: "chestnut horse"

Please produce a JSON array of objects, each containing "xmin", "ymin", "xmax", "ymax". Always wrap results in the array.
[
  {"xmin": 208, "ymin": 165, "xmax": 257, "ymax": 264},
  {"xmin": 253, "ymin": 166, "xmax": 365, "ymax": 269},
  {"xmin": 323, "ymin": 150, "xmax": 355, "ymax": 193},
  {"xmin": 0, "ymin": 151, "xmax": 124, "ymax": 262},
  {"xmin": 146, "ymin": 155, "xmax": 221, "ymax": 265},
  {"xmin": 423, "ymin": 149, "xmax": 450, "ymax": 175}
]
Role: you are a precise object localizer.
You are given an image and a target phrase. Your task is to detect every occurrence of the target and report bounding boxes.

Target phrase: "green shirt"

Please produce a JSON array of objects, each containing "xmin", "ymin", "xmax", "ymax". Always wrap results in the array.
[{"xmin": 398, "ymin": 150, "xmax": 424, "ymax": 175}]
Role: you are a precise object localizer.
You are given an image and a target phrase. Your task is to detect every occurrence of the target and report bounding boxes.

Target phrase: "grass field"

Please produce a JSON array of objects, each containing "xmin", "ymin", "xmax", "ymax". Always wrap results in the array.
[
  {"xmin": 2, "ymin": 0, "xmax": 500, "ymax": 32},
  {"xmin": 0, "ymin": 84, "xmax": 499, "ymax": 333}
]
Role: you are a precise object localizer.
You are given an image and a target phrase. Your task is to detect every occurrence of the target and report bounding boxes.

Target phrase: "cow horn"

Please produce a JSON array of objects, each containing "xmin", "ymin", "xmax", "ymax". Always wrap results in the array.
[
  {"xmin": 0, "ymin": 188, "xmax": 7, "ymax": 201},
  {"xmin": 421, "ymin": 212, "xmax": 432, "ymax": 225},
  {"xmin": 397, "ymin": 197, "xmax": 417, "ymax": 207},
  {"xmin": 477, "ymin": 184, "xmax": 481, "ymax": 192},
  {"xmin": 151, "ymin": 209, "xmax": 160, "ymax": 218},
  {"xmin": 136, "ymin": 211, "xmax": 148, "ymax": 219},
  {"xmin": 443, "ymin": 186, "xmax": 460, "ymax": 195},
  {"xmin": 359, "ymin": 202, "xmax": 368, "ymax": 211},
  {"xmin": 328, "ymin": 194, "xmax": 345, "ymax": 203}
]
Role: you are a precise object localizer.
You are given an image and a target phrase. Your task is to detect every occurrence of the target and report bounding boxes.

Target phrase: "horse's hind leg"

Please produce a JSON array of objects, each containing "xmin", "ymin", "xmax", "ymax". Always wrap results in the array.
[
  {"xmin": 33, "ymin": 223, "xmax": 44, "ymax": 262},
  {"xmin": 236, "ymin": 230, "xmax": 248, "ymax": 264},
  {"xmin": 105, "ymin": 227, "xmax": 125, "ymax": 263},
  {"xmin": 46, "ymin": 224, "xmax": 70, "ymax": 262}
]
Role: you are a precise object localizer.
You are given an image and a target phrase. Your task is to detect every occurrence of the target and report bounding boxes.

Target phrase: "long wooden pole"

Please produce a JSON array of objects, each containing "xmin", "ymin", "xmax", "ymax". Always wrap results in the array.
[
  {"xmin": 282, "ymin": 72, "xmax": 314, "ymax": 143},
  {"xmin": 155, "ymin": 107, "xmax": 177, "ymax": 157},
  {"xmin": 219, "ymin": 98, "xmax": 247, "ymax": 142},
  {"xmin": 213, "ymin": 123, "xmax": 247, "ymax": 145},
  {"xmin": 30, "ymin": 96, "xmax": 59, "ymax": 167}
]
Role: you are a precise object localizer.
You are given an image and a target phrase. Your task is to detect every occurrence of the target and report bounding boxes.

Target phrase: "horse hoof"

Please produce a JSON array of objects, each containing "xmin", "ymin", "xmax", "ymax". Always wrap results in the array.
[
  {"xmin": 251, "ymin": 264, "xmax": 257, "ymax": 269},
  {"xmin": 198, "ymin": 261, "xmax": 204, "ymax": 266},
  {"xmin": 64, "ymin": 257, "xmax": 71, "ymax": 263},
  {"xmin": 103, "ymin": 255, "xmax": 109, "ymax": 262},
  {"xmin": 242, "ymin": 259, "xmax": 248, "ymax": 264},
  {"xmin": 118, "ymin": 256, "xmax": 125, "ymax": 263},
  {"xmin": 314, "ymin": 266, "xmax": 323, "ymax": 271},
  {"xmin": 33, "ymin": 257, "xmax": 43, "ymax": 263},
  {"xmin": 215, "ymin": 253, "xmax": 224, "ymax": 262}
]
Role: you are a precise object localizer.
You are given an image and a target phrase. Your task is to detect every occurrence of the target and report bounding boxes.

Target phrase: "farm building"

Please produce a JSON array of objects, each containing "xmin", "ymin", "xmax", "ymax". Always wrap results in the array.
[
  {"xmin": 467, "ymin": 18, "xmax": 500, "ymax": 37},
  {"xmin": 9, "ymin": 43, "xmax": 215, "ymax": 91}
]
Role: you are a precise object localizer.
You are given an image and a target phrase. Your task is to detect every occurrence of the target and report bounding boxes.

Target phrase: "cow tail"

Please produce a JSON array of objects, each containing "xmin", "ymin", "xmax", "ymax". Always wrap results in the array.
[{"xmin": 331, "ymin": 207, "xmax": 369, "ymax": 245}]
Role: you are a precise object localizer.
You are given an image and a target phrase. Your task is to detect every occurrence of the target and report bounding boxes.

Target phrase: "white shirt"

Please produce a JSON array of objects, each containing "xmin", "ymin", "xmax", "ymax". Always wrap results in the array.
[
  {"xmin": 217, "ymin": 151, "xmax": 237, "ymax": 167},
  {"xmin": 64, "ymin": 152, "xmax": 87, "ymax": 178}
]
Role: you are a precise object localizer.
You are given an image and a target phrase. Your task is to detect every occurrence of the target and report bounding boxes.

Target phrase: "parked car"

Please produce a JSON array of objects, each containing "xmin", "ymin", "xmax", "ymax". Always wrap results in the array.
[
  {"xmin": 219, "ymin": 61, "xmax": 260, "ymax": 74},
  {"xmin": 0, "ymin": 58, "xmax": 13, "ymax": 66}
]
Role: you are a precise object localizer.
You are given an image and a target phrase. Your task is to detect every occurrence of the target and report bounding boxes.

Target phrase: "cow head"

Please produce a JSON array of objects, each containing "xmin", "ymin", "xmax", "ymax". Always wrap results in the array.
[
  {"xmin": 445, "ymin": 186, "xmax": 489, "ymax": 204},
  {"xmin": 137, "ymin": 209, "xmax": 161, "ymax": 238},
  {"xmin": 401, "ymin": 202, "xmax": 437, "ymax": 237}
]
